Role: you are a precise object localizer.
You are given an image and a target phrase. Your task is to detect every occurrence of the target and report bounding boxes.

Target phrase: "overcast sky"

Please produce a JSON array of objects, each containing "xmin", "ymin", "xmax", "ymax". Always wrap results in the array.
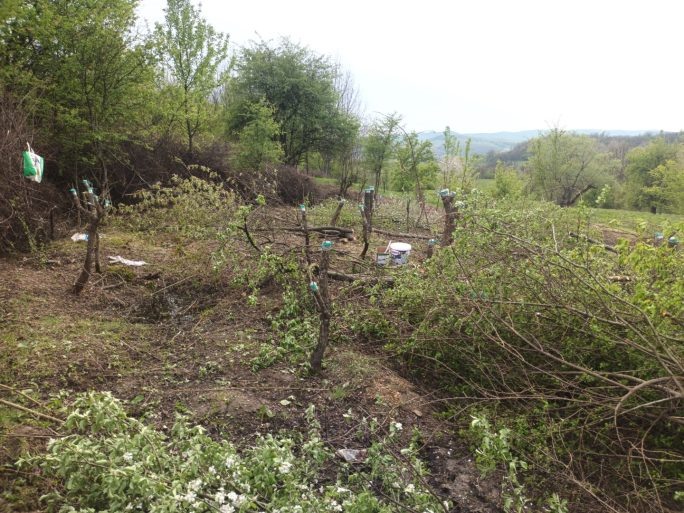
[{"xmin": 137, "ymin": 0, "xmax": 683, "ymax": 134}]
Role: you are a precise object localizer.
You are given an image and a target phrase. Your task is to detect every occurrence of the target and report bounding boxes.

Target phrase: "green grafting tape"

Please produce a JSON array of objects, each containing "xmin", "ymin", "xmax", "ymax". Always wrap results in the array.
[
  {"xmin": 69, "ymin": 188, "xmax": 77, "ymax": 196},
  {"xmin": 668, "ymin": 236, "xmax": 679, "ymax": 247},
  {"xmin": 321, "ymin": 240, "xmax": 333, "ymax": 251},
  {"xmin": 299, "ymin": 204, "xmax": 306, "ymax": 211},
  {"xmin": 439, "ymin": 188, "xmax": 450, "ymax": 197},
  {"xmin": 358, "ymin": 203, "xmax": 364, "ymax": 211},
  {"xmin": 309, "ymin": 281, "xmax": 319, "ymax": 293},
  {"xmin": 428, "ymin": 238, "xmax": 437, "ymax": 245}
]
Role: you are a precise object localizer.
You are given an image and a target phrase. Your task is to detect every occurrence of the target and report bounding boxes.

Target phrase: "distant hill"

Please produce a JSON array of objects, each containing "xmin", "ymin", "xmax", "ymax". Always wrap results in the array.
[{"xmin": 420, "ymin": 129, "xmax": 666, "ymax": 157}]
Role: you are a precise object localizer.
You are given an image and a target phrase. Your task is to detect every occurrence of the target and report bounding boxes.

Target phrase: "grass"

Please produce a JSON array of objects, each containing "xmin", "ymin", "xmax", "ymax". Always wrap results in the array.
[{"xmin": 586, "ymin": 207, "xmax": 684, "ymax": 233}]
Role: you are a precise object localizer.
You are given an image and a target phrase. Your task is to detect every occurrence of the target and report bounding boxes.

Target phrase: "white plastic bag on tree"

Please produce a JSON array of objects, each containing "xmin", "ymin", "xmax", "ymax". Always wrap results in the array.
[{"xmin": 22, "ymin": 143, "xmax": 44, "ymax": 183}]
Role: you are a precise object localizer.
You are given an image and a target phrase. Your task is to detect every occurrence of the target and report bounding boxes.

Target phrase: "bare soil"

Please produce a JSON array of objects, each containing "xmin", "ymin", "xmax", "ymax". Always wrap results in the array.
[{"xmin": 0, "ymin": 219, "xmax": 501, "ymax": 513}]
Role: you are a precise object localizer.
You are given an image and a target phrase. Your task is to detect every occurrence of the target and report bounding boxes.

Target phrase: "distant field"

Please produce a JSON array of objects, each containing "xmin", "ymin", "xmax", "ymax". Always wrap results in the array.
[
  {"xmin": 586, "ymin": 207, "xmax": 684, "ymax": 233},
  {"xmin": 313, "ymin": 177, "xmax": 683, "ymax": 233}
]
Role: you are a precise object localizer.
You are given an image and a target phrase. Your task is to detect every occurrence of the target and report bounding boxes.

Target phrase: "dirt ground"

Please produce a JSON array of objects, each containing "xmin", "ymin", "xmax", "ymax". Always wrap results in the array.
[{"xmin": 0, "ymin": 214, "xmax": 502, "ymax": 513}]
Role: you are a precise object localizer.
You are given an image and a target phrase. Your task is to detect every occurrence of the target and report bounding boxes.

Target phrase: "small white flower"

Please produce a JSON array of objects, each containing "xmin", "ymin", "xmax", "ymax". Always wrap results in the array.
[
  {"xmin": 336, "ymin": 486, "xmax": 350, "ymax": 494},
  {"xmin": 183, "ymin": 491, "xmax": 197, "ymax": 503},
  {"xmin": 188, "ymin": 478, "xmax": 203, "ymax": 492},
  {"xmin": 225, "ymin": 455, "xmax": 237, "ymax": 469},
  {"xmin": 404, "ymin": 483, "xmax": 415, "ymax": 494},
  {"xmin": 122, "ymin": 452, "xmax": 133, "ymax": 463},
  {"xmin": 227, "ymin": 491, "xmax": 238, "ymax": 503},
  {"xmin": 208, "ymin": 465, "xmax": 216, "ymax": 475},
  {"xmin": 219, "ymin": 505, "xmax": 235, "ymax": 513},
  {"xmin": 392, "ymin": 421, "xmax": 403, "ymax": 431},
  {"xmin": 215, "ymin": 490, "xmax": 226, "ymax": 504},
  {"xmin": 278, "ymin": 460, "xmax": 293, "ymax": 474}
]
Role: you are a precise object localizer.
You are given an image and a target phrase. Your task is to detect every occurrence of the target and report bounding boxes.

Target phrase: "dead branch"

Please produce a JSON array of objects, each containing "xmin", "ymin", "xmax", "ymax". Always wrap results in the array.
[
  {"xmin": 569, "ymin": 231, "xmax": 618, "ymax": 254},
  {"xmin": 372, "ymin": 228, "xmax": 433, "ymax": 240}
]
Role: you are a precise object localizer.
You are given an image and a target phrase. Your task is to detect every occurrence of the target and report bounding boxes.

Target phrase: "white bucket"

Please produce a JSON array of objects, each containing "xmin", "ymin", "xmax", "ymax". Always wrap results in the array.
[{"xmin": 389, "ymin": 242, "xmax": 412, "ymax": 265}]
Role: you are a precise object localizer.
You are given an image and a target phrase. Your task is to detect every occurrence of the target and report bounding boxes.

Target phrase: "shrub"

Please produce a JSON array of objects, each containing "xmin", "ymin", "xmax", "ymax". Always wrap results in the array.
[
  {"xmin": 374, "ymin": 198, "xmax": 683, "ymax": 512},
  {"xmin": 20, "ymin": 392, "xmax": 446, "ymax": 513}
]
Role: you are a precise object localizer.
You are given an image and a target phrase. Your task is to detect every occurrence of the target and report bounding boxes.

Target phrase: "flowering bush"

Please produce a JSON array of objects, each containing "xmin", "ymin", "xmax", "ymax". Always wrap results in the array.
[{"xmin": 20, "ymin": 392, "xmax": 447, "ymax": 513}]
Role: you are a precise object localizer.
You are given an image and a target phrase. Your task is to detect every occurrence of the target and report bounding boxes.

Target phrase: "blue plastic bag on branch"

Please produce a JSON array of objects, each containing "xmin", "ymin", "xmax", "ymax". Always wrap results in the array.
[{"xmin": 22, "ymin": 143, "xmax": 44, "ymax": 183}]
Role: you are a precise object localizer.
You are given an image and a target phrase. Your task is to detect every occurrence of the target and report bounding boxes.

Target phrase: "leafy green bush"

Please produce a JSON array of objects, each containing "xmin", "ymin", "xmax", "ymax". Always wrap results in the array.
[
  {"xmin": 20, "ymin": 392, "xmax": 446, "ymax": 513},
  {"xmin": 365, "ymin": 197, "xmax": 683, "ymax": 511},
  {"xmin": 115, "ymin": 173, "xmax": 236, "ymax": 239}
]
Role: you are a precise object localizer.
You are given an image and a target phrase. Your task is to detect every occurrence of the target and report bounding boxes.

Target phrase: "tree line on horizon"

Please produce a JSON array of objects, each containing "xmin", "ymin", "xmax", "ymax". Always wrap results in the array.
[
  {"xmin": 1, "ymin": 0, "xmax": 682, "ymax": 253},
  {"xmin": 481, "ymin": 130, "xmax": 684, "ymax": 213}
]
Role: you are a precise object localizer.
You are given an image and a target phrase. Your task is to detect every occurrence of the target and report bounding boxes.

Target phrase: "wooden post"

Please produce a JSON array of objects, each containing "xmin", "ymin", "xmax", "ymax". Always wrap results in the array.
[{"xmin": 310, "ymin": 241, "xmax": 332, "ymax": 373}]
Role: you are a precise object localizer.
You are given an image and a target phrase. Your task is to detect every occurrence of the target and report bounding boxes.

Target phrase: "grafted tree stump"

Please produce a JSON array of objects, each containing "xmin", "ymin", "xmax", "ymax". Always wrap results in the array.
[{"xmin": 71, "ymin": 182, "xmax": 107, "ymax": 295}]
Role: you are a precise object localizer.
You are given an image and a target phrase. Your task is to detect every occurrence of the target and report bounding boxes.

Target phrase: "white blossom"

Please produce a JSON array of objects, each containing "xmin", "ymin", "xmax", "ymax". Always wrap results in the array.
[
  {"xmin": 122, "ymin": 452, "xmax": 133, "ymax": 463},
  {"xmin": 208, "ymin": 465, "xmax": 216, "ymax": 475},
  {"xmin": 225, "ymin": 455, "xmax": 237, "ymax": 469},
  {"xmin": 215, "ymin": 490, "xmax": 226, "ymax": 504},
  {"xmin": 188, "ymin": 478, "xmax": 203, "ymax": 492},
  {"xmin": 278, "ymin": 460, "xmax": 293, "ymax": 474},
  {"xmin": 219, "ymin": 505, "xmax": 235, "ymax": 513},
  {"xmin": 404, "ymin": 483, "xmax": 415, "ymax": 493}
]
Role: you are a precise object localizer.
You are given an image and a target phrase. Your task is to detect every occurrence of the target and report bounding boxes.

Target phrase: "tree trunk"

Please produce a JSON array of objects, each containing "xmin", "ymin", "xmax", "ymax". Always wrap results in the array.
[
  {"xmin": 330, "ymin": 199, "xmax": 345, "ymax": 227},
  {"xmin": 441, "ymin": 193, "xmax": 457, "ymax": 247},
  {"xmin": 359, "ymin": 188, "xmax": 374, "ymax": 259},
  {"xmin": 310, "ymin": 249, "xmax": 331, "ymax": 373},
  {"xmin": 72, "ymin": 217, "xmax": 100, "ymax": 295}
]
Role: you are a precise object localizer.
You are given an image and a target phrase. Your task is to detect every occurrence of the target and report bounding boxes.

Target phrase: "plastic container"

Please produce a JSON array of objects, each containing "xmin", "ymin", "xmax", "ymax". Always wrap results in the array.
[
  {"xmin": 375, "ymin": 248, "xmax": 390, "ymax": 266},
  {"xmin": 389, "ymin": 242, "xmax": 412, "ymax": 265}
]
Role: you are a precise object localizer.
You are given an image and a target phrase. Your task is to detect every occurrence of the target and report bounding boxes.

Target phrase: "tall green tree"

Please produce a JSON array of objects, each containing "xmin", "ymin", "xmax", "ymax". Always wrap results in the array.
[
  {"xmin": 1, "ymin": 0, "xmax": 154, "ymax": 186},
  {"xmin": 640, "ymin": 157, "xmax": 684, "ymax": 214},
  {"xmin": 230, "ymin": 100, "xmax": 283, "ymax": 172},
  {"xmin": 528, "ymin": 128, "xmax": 616, "ymax": 206},
  {"xmin": 624, "ymin": 137, "xmax": 679, "ymax": 212},
  {"xmin": 363, "ymin": 113, "xmax": 401, "ymax": 194},
  {"xmin": 226, "ymin": 39, "xmax": 348, "ymax": 167},
  {"xmin": 156, "ymin": 0, "xmax": 229, "ymax": 158},
  {"xmin": 393, "ymin": 131, "xmax": 438, "ymax": 197}
]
